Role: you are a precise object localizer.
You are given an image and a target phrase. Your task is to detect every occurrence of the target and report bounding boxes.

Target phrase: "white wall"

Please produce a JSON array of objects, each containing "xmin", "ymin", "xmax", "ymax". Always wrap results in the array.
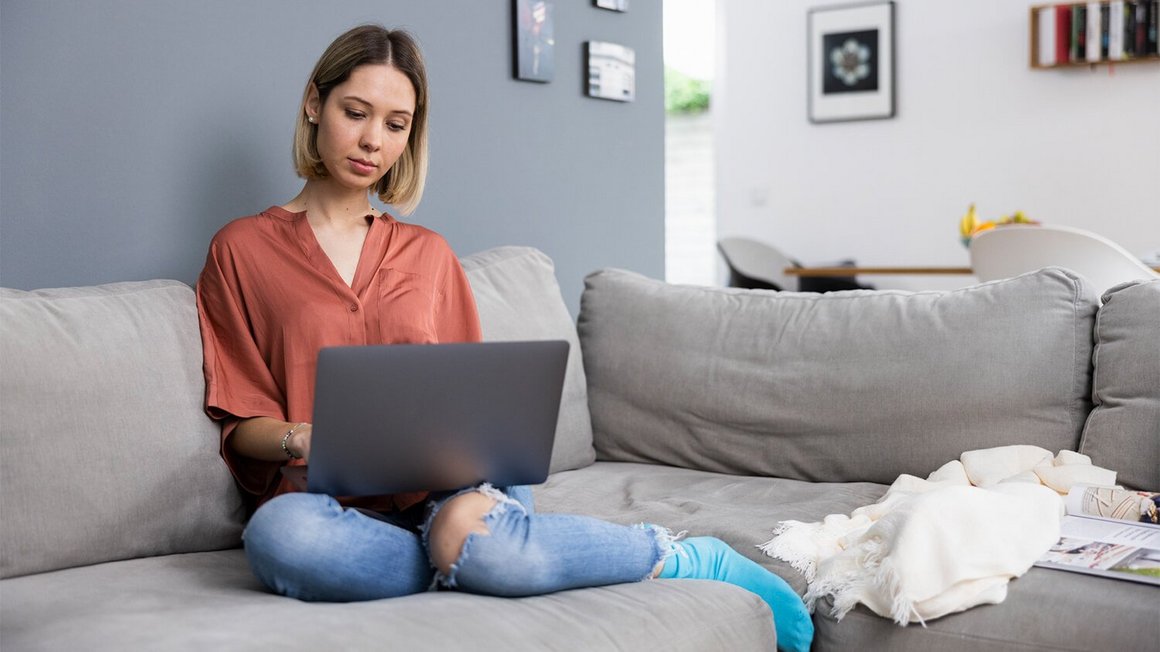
[{"xmin": 715, "ymin": 0, "xmax": 1160, "ymax": 290}]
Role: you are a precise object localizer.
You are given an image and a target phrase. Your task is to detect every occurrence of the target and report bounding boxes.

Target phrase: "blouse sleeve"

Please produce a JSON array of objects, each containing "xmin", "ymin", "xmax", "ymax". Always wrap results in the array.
[
  {"xmin": 196, "ymin": 236, "xmax": 287, "ymax": 496},
  {"xmin": 434, "ymin": 252, "xmax": 484, "ymax": 344}
]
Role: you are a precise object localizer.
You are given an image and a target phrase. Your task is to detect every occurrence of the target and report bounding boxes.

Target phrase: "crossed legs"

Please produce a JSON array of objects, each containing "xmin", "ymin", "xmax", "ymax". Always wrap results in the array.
[
  {"xmin": 243, "ymin": 485, "xmax": 661, "ymax": 601},
  {"xmin": 244, "ymin": 486, "xmax": 812, "ymax": 651}
]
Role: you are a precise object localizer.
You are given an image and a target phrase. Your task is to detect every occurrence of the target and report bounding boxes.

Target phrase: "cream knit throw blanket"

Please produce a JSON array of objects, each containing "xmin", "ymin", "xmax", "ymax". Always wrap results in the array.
[{"xmin": 759, "ymin": 445, "xmax": 1117, "ymax": 626}]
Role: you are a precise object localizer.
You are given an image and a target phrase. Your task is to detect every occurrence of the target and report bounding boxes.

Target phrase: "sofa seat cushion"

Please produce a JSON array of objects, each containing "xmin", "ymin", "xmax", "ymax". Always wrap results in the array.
[
  {"xmin": 536, "ymin": 461, "xmax": 891, "ymax": 595},
  {"xmin": 537, "ymin": 462, "xmax": 1157, "ymax": 652},
  {"xmin": 578, "ymin": 268, "xmax": 1099, "ymax": 485},
  {"xmin": 0, "ymin": 549, "xmax": 773, "ymax": 651},
  {"xmin": 811, "ymin": 567, "xmax": 1158, "ymax": 652}
]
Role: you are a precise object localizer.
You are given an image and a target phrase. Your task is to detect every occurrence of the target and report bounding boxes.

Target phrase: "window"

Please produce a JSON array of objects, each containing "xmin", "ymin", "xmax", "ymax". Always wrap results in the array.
[{"xmin": 664, "ymin": 0, "xmax": 717, "ymax": 286}]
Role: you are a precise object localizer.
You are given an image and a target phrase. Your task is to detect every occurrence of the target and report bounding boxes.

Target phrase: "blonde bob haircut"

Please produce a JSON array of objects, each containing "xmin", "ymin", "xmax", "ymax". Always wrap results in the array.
[{"xmin": 292, "ymin": 25, "xmax": 429, "ymax": 215}]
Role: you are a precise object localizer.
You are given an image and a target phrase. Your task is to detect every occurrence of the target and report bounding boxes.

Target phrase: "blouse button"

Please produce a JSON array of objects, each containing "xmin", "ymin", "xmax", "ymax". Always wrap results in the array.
[{"xmin": 349, "ymin": 304, "xmax": 359, "ymax": 312}]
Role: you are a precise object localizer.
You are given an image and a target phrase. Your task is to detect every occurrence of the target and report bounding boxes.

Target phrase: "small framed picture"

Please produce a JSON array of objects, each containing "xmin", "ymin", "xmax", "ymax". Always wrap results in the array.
[
  {"xmin": 513, "ymin": 0, "xmax": 555, "ymax": 83},
  {"xmin": 594, "ymin": 0, "xmax": 628, "ymax": 11},
  {"xmin": 586, "ymin": 41, "xmax": 635, "ymax": 102},
  {"xmin": 807, "ymin": 1, "xmax": 895, "ymax": 123}
]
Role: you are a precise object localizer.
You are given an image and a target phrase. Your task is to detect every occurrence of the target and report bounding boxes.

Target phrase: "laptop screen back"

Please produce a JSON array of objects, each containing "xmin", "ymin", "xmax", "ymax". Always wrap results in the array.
[{"xmin": 305, "ymin": 340, "xmax": 568, "ymax": 496}]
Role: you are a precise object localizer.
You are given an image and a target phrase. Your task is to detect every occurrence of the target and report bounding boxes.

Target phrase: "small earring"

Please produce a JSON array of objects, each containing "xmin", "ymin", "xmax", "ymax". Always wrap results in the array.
[{"xmin": 307, "ymin": 116, "xmax": 316, "ymax": 124}]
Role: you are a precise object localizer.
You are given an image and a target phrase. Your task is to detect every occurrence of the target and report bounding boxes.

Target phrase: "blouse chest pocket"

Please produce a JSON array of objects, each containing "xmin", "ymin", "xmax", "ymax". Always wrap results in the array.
[{"xmin": 375, "ymin": 268, "xmax": 439, "ymax": 344}]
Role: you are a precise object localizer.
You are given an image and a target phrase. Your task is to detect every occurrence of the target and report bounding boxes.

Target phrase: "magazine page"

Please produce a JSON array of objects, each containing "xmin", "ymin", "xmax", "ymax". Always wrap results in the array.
[
  {"xmin": 1064, "ymin": 485, "xmax": 1160, "ymax": 526},
  {"xmin": 1035, "ymin": 486, "xmax": 1160, "ymax": 586},
  {"xmin": 1057, "ymin": 514, "xmax": 1160, "ymax": 549}
]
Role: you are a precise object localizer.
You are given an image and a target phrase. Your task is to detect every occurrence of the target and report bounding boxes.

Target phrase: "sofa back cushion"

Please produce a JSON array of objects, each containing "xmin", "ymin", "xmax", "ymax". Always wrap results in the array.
[
  {"xmin": 579, "ymin": 268, "xmax": 1098, "ymax": 484},
  {"xmin": 461, "ymin": 247, "xmax": 595, "ymax": 472},
  {"xmin": 1079, "ymin": 279, "xmax": 1160, "ymax": 490},
  {"xmin": 0, "ymin": 281, "xmax": 246, "ymax": 578}
]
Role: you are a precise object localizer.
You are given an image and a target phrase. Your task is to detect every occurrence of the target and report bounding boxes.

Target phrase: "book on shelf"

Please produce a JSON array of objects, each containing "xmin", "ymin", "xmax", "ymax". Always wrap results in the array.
[
  {"xmin": 1034, "ymin": 485, "xmax": 1160, "ymax": 586},
  {"xmin": 1110, "ymin": 1, "xmax": 1124, "ymax": 59},
  {"xmin": 1101, "ymin": 3, "xmax": 1112, "ymax": 57},
  {"xmin": 1087, "ymin": 2, "xmax": 1104, "ymax": 61},
  {"xmin": 1040, "ymin": 6, "xmax": 1058, "ymax": 66},
  {"xmin": 1117, "ymin": 0, "xmax": 1154, "ymax": 58},
  {"xmin": 1152, "ymin": 0, "xmax": 1160, "ymax": 55},
  {"xmin": 1056, "ymin": 4, "xmax": 1074, "ymax": 62},
  {"xmin": 1136, "ymin": 1, "xmax": 1148, "ymax": 53},
  {"xmin": 1072, "ymin": 3, "xmax": 1087, "ymax": 61},
  {"xmin": 1124, "ymin": 2, "xmax": 1136, "ymax": 57}
]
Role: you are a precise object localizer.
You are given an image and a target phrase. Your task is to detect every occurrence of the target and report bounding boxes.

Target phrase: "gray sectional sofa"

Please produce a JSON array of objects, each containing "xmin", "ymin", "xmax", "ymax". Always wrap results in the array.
[{"xmin": 2, "ymin": 246, "xmax": 1157, "ymax": 651}]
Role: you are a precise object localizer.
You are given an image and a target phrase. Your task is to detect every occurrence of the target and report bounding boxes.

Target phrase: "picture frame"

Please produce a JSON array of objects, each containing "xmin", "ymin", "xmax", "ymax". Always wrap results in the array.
[
  {"xmin": 513, "ymin": 0, "xmax": 555, "ymax": 83},
  {"xmin": 594, "ymin": 0, "xmax": 628, "ymax": 11},
  {"xmin": 586, "ymin": 41, "xmax": 636, "ymax": 102},
  {"xmin": 807, "ymin": 1, "xmax": 895, "ymax": 123}
]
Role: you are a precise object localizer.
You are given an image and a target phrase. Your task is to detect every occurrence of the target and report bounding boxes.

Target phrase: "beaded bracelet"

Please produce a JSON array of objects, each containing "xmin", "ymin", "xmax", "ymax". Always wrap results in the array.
[{"xmin": 281, "ymin": 422, "xmax": 306, "ymax": 459}]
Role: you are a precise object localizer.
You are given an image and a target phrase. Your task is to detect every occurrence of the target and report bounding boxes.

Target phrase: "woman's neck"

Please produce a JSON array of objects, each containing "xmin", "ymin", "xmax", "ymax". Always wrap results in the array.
[{"xmin": 283, "ymin": 180, "xmax": 377, "ymax": 229}]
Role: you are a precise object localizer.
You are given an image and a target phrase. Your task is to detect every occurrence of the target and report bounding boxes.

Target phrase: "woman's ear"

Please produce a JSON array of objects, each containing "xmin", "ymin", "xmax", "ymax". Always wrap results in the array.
[{"xmin": 304, "ymin": 83, "xmax": 321, "ymax": 122}]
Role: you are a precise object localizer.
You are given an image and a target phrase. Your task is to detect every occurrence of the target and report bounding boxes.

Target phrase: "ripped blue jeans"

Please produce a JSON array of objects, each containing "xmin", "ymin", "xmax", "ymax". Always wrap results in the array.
[{"xmin": 243, "ymin": 485, "xmax": 669, "ymax": 602}]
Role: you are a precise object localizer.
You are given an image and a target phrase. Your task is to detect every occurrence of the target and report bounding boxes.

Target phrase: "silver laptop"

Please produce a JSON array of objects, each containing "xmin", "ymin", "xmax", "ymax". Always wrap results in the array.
[{"xmin": 285, "ymin": 340, "xmax": 569, "ymax": 497}]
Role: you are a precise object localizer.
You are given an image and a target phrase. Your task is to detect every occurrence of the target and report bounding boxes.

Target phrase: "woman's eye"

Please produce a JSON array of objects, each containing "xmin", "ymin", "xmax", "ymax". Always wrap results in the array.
[
  {"xmin": 345, "ymin": 109, "xmax": 365, "ymax": 120},
  {"xmin": 387, "ymin": 122, "xmax": 407, "ymax": 132}
]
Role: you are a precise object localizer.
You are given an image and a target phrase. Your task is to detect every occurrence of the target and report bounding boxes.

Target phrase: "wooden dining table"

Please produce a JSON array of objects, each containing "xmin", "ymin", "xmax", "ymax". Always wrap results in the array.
[
  {"xmin": 785, "ymin": 265, "xmax": 1160, "ymax": 277},
  {"xmin": 784, "ymin": 266, "xmax": 974, "ymax": 277}
]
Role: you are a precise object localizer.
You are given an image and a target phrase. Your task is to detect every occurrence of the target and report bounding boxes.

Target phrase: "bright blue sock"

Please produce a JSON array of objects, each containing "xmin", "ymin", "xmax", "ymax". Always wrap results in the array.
[{"xmin": 659, "ymin": 536, "xmax": 814, "ymax": 652}]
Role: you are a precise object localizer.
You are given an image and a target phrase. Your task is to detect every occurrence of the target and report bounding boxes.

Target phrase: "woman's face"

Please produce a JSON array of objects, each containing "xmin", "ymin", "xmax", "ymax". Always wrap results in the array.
[{"xmin": 306, "ymin": 63, "xmax": 416, "ymax": 192}]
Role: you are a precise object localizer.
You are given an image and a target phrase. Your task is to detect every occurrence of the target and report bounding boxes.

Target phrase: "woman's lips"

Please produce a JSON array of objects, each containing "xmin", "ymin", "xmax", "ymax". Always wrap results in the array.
[{"xmin": 348, "ymin": 158, "xmax": 377, "ymax": 175}]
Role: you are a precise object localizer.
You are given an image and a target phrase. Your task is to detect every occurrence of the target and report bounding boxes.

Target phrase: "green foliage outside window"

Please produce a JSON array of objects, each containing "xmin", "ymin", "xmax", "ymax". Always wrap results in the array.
[{"xmin": 665, "ymin": 66, "xmax": 710, "ymax": 114}]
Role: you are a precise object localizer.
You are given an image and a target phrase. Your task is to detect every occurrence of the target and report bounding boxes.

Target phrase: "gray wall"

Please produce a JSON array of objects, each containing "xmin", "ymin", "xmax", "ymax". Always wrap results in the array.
[{"xmin": 0, "ymin": 1, "xmax": 664, "ymax": 314}]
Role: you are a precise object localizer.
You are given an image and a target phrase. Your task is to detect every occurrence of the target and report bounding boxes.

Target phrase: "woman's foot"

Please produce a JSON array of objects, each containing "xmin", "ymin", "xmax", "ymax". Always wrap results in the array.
[{"xmin": 659, "ymin": 536, "xmax": 814, "ymax": 652}]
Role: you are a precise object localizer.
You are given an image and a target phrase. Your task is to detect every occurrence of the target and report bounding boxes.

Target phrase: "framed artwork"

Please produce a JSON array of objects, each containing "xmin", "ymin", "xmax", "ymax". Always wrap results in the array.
[
  {"xmin": 513, "ymin": 0, "xmax": 555, "ymax": 82},
  {"xmin": 586, "ymin": 41, "xmax": 635, "ymax": 102},
  {"xmin": 807, "ymin": 1, "xmax": 895, "ymax": 123},
  {"xmin": 594, "ymin": 0, "xmax": 628, "ymax": 11}
]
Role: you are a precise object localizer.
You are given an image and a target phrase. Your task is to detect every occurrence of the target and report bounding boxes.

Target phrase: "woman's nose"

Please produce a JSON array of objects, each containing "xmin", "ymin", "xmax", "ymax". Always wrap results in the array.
[{"xmin": 360, "ymin": 125, "xmax": 381, "ymax": 152}]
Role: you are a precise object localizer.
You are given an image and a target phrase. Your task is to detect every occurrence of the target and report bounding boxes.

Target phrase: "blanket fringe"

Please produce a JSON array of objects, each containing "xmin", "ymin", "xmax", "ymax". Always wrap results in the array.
[
  {"xmin": 785, "ymin": 525, "xmax": 926, "ymax": 626},
  {"xmin": 873, "ymin": 553, "xmax": 925, "ymax": 627},
  {"xmin": 758, "ymin": 520, "xmax": 822, "ymax": 582}
]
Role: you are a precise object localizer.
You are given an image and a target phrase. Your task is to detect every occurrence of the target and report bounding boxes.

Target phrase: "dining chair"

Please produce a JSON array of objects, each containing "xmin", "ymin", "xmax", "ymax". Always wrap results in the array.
[
  {"xmin": 718, "ymin": 237, "xmax": 797, "ymax": 290},
  {"xmin": 969, "ymin": 224, "xmax": 1160, "ymax": 299},
  {"xmin": 717, "ymin": 237, "xmax": 872, "ymax": 292}
]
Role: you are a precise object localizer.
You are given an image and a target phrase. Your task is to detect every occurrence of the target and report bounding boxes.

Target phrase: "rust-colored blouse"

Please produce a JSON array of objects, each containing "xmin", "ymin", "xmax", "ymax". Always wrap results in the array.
[{"xmin": 196, "ymin": 206, "xmax": 482, "ymax": 509}]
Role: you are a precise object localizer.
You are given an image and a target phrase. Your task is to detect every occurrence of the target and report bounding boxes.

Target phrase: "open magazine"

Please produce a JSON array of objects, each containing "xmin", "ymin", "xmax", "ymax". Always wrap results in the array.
[{"xmin": 1034, "ymin": 485, "xmax": 1160, "ymax": 586}]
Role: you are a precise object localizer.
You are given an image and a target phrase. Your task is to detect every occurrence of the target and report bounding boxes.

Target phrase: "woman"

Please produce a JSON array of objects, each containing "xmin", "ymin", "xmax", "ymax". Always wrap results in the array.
[{"xmin": 197, "ymin": 25, "xmax": 812, "ymax": 652}]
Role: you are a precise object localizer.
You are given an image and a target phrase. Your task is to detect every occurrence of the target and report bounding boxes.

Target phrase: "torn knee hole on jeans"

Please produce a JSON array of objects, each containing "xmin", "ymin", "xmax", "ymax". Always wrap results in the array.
[{"xmin": 428, "ymin": 483, "xmax": 527, "ymax": 590}]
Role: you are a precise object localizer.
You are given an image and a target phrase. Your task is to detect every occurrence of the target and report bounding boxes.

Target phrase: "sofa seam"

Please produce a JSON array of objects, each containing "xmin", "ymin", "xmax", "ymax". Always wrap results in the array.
[
  {"xmin": 1069, "ymin": 275, "xmax": 1088, "ymax": 453},
  {"xmin": 1076, "ymin": 291, "xmax": 1108, "ymax": 456},
  {"xmin": 598, "ymin": 266, "xmax": 1070, "ymax": 302},
  {"xmin": 460, "ymin": 247, "xmax": 549, "ymax": 274},
  {"xmin": 2, "ymin": 281, "xmax": 190, "ymax": 301}
]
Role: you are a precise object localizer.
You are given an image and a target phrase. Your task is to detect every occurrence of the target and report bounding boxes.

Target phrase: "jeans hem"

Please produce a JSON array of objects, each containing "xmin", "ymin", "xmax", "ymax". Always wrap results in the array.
[{"xmin": 634, "ymin": 523, "xmax": 687, "ymax": 581}]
